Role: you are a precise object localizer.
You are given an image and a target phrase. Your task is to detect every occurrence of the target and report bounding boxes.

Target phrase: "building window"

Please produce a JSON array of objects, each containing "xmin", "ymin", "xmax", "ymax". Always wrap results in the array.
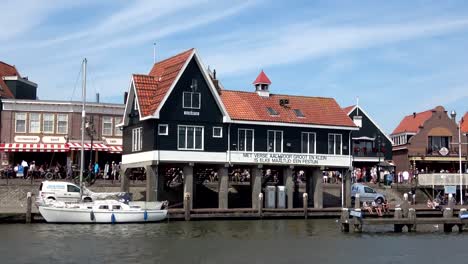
[
  {"xmin": 428, "ymin": 136, "xmax": 451, "ymax": 153},
  {"xmin": 238, "ymin": 129, "xmax": 254, "ymax": 152},
  {"xmin": 114, "ymin": 117, "xmax": 122, "ymax": 136},
  {"xmin": 293, "ymin": 109, "xmax": 305, "ymax": 118},
  {"xmin": 132, "ymin": 127, "xmax": 142, "ymax": 152},
  {"xmin": 183, "ymin": 92, "xmax": 201, "ymax": 109},
  {"xmin": 102, "ymin": 117, "xmax": 113, "ymax": 136},
  {"xmin": 57, "ymin": 114, "xmax": 68, "ymax": 134},
  {"xmin": 42, "ymin": 114, "xmax": 55, "ymax": 134},
  {"xmin": 266, "ymin": 107, "xmax": 279, "ymax": 116},
  {"xmin": 267, "ymin": 130, "xmax": 283, "ymax": 152},
  {"xmin": 134, "ymin": 97, "xmax": 138, "ymax": 111},
  {"xmin": 301, "ymin": 132, "xmax": 316, "ymax": 154},
  {"xmin": 15, "ymin": 113, "xmax": 27, "ymax": 133},
  {"xmin": 178, "ymin": 125, "xmax": 203, "ymax": 150},
  {"xmin": 29, "ymin": 113, "xmax": 41, "ymax": 133},
  {"xmin": 328, "ymin": 134, "xmax": 342, "ymax": 155},
  {"xmin": 158, "ymin": 124, "xmax": 168, "ymax": 136},
  {"xmin": 213, "ymin": 127, "xmax": 222, "ymax": 138}
]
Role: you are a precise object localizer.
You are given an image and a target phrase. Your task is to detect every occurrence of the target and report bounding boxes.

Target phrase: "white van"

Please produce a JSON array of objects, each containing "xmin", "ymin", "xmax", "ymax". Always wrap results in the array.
[
  {"xmin": 39, "ymin": 181, "xmax": 93, "ymax": 203},
  {"xmin": 351, "ymin": 183, "xmax": 386, "ymax": 204}
]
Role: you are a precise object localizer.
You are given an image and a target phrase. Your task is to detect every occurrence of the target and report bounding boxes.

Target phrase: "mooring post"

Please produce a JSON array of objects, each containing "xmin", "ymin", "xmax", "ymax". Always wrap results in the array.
[
  {"xmin": 402, "ymin": 193, "xmax": 409, "ymax": 217},
  {"xmin": 458, "ymin": 208, "xmax": 466, "ymax": 233},
  {"xmin": 258, "ymin": 193, "xmax": 263, "ymax": 218},
  {"xmin": 443, "ymin": 207, "xmax": 453, "ymax": 232},
  {"xmin": 354, "ymin": 193, "xmax": 360, "ymax": 209},
  {"xmin": 448, "ymin": 193, "xmax": 455, "ymax": 208},
  {"xmin": 394, "ymin": 207, "xmax": 403, "ymax": 232},
  {"xmin": 303, "ymin": 193, "xmax": 308, "ymax": 219},
  {"xmin": 26, "ymin": 192, "xmax": 32, "ymax": 224},
  {"xmin": 341, "ymin": 208, "xmax": 350, "ymax": 232},
  {"xmin": 184, "ymin": 192, "xmax": 191, "ymax": 221},
  {"xmin": 352, "ymin": 209, "xmax": 362, "ymax": 232},
  {"xmin": 408, "ymin": 208, "xmax": 416, "ymax": 232}
]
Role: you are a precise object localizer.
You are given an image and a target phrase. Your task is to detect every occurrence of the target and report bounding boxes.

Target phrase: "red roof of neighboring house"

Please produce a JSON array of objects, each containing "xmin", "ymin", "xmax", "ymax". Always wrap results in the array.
[
  {"xmin": 461, "ymin": 112, "xmax": 468, "ymax": 134},
  {"xmin": 392, "ymin": 109, "xmax": 434, "ymax": 135},
  {"xmin": 133, "ymin": 48, "xmax": 194, "ymax": 117},
  {"xmin": 253, "ymin": 70, "xmax": 271, "ymax": 85},
  {"xmin": 0, "ymin": 61, "xmax": 18, "ymax": 98},
  {"xmin": 342, "ymin": 105, "xmax": 355, "ymax": 115},
  {"xmin": 220, "ymin": 90, "xmax": 356, "ymax": 127}
]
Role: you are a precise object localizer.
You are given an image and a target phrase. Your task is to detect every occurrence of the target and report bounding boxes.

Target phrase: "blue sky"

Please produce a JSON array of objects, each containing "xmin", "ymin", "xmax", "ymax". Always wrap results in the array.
[{"xmin": 1, "ymin": 0, "xmax": 467, "ymax": 133}]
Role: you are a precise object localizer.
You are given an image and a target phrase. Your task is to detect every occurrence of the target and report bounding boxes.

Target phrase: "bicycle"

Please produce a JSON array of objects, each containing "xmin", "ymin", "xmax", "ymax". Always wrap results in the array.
[{"xmin": 73, "ymin": 169, "xmax": 97, "ymax": 186}]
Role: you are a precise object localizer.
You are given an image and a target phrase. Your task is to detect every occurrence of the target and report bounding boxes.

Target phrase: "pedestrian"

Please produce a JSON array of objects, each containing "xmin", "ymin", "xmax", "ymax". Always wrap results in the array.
[
  {"xmin": 104, "ymin": 161, "xmax": 110, "ymax": 179},
  {"xmin": 111, "ymin": 161, "xmax": 117, "ymax": 181},
  {"xmin": 28, "ymin": 161, "xmax": 36, "ymax": 179},
  {"xmin": 21, "ymin": 160, "xmax": 29, "ymax": 179},
  {"xmin": 94, "ymin": 162, "xmax": 99, "ymax": 177}
]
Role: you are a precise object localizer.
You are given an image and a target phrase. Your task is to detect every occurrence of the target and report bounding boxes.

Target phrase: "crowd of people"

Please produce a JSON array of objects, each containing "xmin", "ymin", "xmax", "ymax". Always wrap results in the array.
[{"xmin": 362, "ymin": 199, "xmax": 390, "ymax": 216}]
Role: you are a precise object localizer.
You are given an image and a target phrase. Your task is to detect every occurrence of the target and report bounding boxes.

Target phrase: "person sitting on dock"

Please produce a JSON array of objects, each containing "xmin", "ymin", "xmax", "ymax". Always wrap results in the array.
[
  {"xmin": 381, "ymin": 199, "xmax": 390, "ymax": 214},
  {"xmin": 363, "ymin": 201, "xmax": 374, "ymax": 214},
  {"xmin": 372, "ymin": 201, "xmax": 383, "ymax": 216}
]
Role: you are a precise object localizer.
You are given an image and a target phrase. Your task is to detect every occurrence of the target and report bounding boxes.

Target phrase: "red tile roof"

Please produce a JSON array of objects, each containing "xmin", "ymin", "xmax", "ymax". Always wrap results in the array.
[
  {"xmin": 253, "ymin": 70, "xmax": 271, "ymax": 85},
  {"xmin": 134, "ymin": 48, "xmax": 194, "ymax": 117},
  {"xmin": 391, "ymin": 109, "xmax": 434, "ymax": 135},
  {"xmin": 461, "ymin": 112, "xmax": 468, "ymax": 134},
  {"xmin": 220, "ymin": 90, "xmax": 356, "ymax": 127},
  {"xmin": 342, "ymin": 105, "xmax": 355, "ymax": 115},
  {"xmin": 0, "ymin": 61, "xmax": 18, "ymax": 98}
]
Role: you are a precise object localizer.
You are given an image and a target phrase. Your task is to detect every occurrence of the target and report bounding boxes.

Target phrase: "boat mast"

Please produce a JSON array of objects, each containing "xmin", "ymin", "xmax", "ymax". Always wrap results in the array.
[{"xmin": 80, "ymin": 58, "xmax": 87, "ymax": 198}]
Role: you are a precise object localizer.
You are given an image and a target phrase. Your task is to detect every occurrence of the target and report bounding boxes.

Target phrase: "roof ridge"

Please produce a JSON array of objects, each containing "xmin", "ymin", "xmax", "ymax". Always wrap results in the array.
[
  {"xmin": 222, "ymin": 89, "xmax": 336, "ymax": 100},
  {"xmin": 0, "ymin": 61, "xmax": 16, "ymax": 68},
  {"xmin": 151, "ymin": 48, "xmax": 194, "ymax": 66}
]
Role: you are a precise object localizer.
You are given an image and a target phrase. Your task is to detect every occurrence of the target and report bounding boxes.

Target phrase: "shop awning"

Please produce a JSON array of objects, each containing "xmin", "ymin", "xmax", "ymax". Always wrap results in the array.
[
  {"xmin": 67, "ymin": 143, "xmax": 108, "ymax": 151},
  {"xmin": 107, "ymin": 145, "xmax": 123, "ymax": 154},
  {"xmin": 0, "ymin": 143, "xmax": 68, "ymax": 152}
]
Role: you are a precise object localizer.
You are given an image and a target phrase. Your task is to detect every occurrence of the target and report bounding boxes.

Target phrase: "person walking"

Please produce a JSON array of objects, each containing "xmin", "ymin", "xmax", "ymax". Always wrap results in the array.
[
  {"xmin": 21, "ymin": 160, "xmax": 29, "ymax": 179},
  {"xmin": 94, "ymin": 162, "xmax": 99, "ymax": 178},
  {"xmin": 104, "ymin": 161, "xmax": 110, "ymax": 180}
]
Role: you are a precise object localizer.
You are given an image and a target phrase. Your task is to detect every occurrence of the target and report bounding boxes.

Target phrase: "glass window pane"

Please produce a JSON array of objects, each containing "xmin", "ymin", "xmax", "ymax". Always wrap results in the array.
[
  {"xmin": 57, "ymin": 114, "xmax": 68, "ymax": 134},
  {"xmin": 238, "ymin": 129, "xmax": 245, "ymax": 151},
  {"xmin": 275, "ymin": 131, "xmax": 282, "ymax": 152},
  {"xmin": 183, "ymin": 92, "xmax": 191, "ymax": 108},
  {"xmin": 246, "ymin": 130, "xmax": 253, "ymax": 151},
  {"xmin": 178, "ymin": 127, "xmax": 186, "ymax": 149},
  {"xmin": 195, "ymin": 127, "xmax": 202, "ymax": 149},
  {"xmin": 30, "ymin": 113, "xmax": 40, "ymax": 133},
  {"xmin": 328, "ymin": 134, "xmax": 334, "ymax": 154},
  {"xmin": 187, "ymin": 127, "xmax": 194, "ymax": 149},
  {"xmin": 301, "ymin": 133, "xmax": 307, "ymax": 153},
  {"xmin": 268, "ymin": 131, "xmax": 274, "ymax": 152},
  {"xmin": 192, "ymin": 93, "xmax": 200, "ymax": 109},
  {"xmin": 309, "ymin": 133, "xmax": 315, "ymax": 154},
  {"xmin": 335, "ymin": 135, "xmax": 342, "ymax": 155},
  {"xmin": 114, "ymin": 117, "xmax": 122, "ymax": 136}
]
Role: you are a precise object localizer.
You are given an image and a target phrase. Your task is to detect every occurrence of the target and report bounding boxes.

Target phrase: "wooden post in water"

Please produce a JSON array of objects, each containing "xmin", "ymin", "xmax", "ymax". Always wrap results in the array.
[
  {"xmin": 341, "ymin": 208, "xmax": 350, "ymax": 232},
  {"xmin": 394, "ymin": 208, "xmax": 403, "ymax": 232},
  {"xmin": 258, "ymin": 193, "xmax": 263, "ymax": 218},
  {"xmin": 303, "ymin": 193, "xmax": 308, "ymax": 219},
  {"xmin": 184, "ymin": 192, "xmax": 191, "ymax": 221},
  {"xmin": 443, "ymin": 207, "xmax": 453, "ymax": 232},
  {"xmin": 354, "ymin": 193, "xmax": 360, "ymax": 209},
  {"xmin": 401, "ymin": 193, "xmax": 409, "ymax": 217},
  {"xmin": 408, "ymin": 208, "xmax": 416, "ymax": 232},
  {"xmin": 26, "ymin": 192, "xmax": 32, "ymax": 224}
]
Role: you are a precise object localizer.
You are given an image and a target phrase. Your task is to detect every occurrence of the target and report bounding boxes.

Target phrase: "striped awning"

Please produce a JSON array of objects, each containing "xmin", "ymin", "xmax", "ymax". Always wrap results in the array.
[
  {"xmin": 67, "ymin": 143, "xmax": 108, "ymax": 151},
  {"xmin": 107, "ymin": 145, "xmax": 123, "ymax": 154},
  {"xmin": 0, "ymin": 143, "xmax": 68, "ymax": 152}
]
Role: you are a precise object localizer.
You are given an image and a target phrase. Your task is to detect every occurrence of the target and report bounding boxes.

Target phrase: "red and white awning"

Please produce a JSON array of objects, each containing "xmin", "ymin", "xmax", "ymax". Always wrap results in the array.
[
  {"xmin": 107, "ymin": 145, "xmax": 123, "ymax": 154},
  {"xmin": 0, "ymin": 143, "xmax": 68, "ymax": 152},
  {"xmin": 67, "ymin": 143, "xmax": 108, "ymax": 151}
]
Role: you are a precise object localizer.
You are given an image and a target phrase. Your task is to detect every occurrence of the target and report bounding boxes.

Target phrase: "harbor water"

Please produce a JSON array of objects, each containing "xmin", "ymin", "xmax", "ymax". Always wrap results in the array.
[{"xmin": 1, "ymin": 219, "xmax": 468, "ymax": 264}]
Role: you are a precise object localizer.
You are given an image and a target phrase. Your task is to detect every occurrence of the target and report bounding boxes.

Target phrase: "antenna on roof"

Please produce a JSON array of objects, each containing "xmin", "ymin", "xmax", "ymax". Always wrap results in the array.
[
  {"xmin": 153, "ymin": 42, "xmax": 156, "ymax": 64},
  {"xmin": 356, "ymin": 96, "xmax": 359, "ymax": 116}
]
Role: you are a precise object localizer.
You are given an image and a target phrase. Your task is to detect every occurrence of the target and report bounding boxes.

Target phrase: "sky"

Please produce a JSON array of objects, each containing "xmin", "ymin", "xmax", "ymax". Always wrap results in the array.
[{"xmin": 1, "ymin": 0, "xmax": 468, "ymax": 134}]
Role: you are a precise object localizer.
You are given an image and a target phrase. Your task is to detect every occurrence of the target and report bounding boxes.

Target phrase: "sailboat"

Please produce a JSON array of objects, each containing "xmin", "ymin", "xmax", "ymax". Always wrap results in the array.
[{"xmin": 38, "ymin": 59, "xmax": 168, "ymax": 223}]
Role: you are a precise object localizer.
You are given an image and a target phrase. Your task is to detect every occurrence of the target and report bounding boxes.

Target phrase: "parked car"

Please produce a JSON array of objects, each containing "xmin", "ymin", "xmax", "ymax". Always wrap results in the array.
[
  {"xmin": 38, "ymin": 181, "xmax": 93, "ymax": 203},
  {"xmin": 351, "ymin": 183, "xmax": 386, "ymax": 205}
]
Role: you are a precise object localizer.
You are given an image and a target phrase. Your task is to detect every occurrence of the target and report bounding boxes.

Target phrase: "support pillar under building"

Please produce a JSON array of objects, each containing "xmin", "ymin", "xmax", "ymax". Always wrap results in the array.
[
  {"xmin": 145, "ymin": 165, "xmax": 158, "ymax": 202},
  {"xmin": 313, "ymin": 168, "xmax": 323, "ymax": 209},
  {"xmin": 344, "ymin": 170, "xmax": 352, "ymax": 208},
  {"xmin": 218, "ymin": 166, "xmax": 229, "ymax": 209},
  {"xmin": 283, "ymin": 167, "xmax": 294, "ymax": 209},
  {"xmin": 183, "ymin": 164, "xmax": 194, "ymax": 210},
  {"xmin": 120, "ymin": 166, "xmax": 130, "ymax": 193},
  {"xmin": 251, "ymin": 167, "xmax": 262, "ymax": 210}
]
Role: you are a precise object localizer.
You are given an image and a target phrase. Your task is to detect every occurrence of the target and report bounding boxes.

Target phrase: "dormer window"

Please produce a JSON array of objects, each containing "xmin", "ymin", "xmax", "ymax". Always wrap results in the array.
[
  {"xmin": 267, "ymin": 107, "xmax": 279, "ymax": 116},
  {"xmin": 183, "ymin": 91, "xmax": 201, "ymax": 109},
  {"xmin": 293, "ymin": 109, "xmax": 305, "ymax": 118}
]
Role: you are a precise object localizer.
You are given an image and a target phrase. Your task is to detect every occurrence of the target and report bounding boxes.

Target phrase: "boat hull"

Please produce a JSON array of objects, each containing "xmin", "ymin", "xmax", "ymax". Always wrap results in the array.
[{"xmin": 39, "ymin": 206, "xmax": 167, "ymax": 223}]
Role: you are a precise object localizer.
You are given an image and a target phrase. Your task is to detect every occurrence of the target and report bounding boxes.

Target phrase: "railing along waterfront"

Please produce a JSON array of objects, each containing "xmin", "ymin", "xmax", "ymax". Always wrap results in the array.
[{"xmin": 418, "ymin": 173, "xmax": 468, "ymax": 186}]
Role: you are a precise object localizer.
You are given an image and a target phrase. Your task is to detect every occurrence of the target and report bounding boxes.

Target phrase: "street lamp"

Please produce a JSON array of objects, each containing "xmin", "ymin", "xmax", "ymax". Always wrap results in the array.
[{"xmin": 449, "ymin": 111, "xmax": 466, "ymax": 205}]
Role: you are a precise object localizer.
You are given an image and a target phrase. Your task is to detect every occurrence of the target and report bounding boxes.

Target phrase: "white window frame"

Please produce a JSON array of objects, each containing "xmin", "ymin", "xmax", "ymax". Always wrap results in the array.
[
  {"xmin": 301, "ymin": 132, "xmax": 316, "ymax": 154},
  {"xmin": 102, "ymin": 116, "xmax": 113, "ymax": 136},
  {"xmin": 182, "ymin": 91, "xmax": 201, "ymax": 110},
  {"xmin": 132, "ymin": 127, "xmax": 143, "ymax": 152},
  {"xmin": 158, "ymin": 124, "xmax": 169, "ymax": 136},
  {"xmin": 328, "ymin": 133, "xmax": 343, "ymax": 155},
  {"xmin": 213, "ymin": 127, "xmax": 223, "ymax": 138},
  {"xmin": 238, "ymin": 129, "xmax": 254, "ymax": 152},
  {"xmin": 29, "ymin": 113, "xmax": 41, "ymax": 133},
  {"xmin": 177, "ymin": 125, "xmax": 204, "ymax": 151},
  {"xmin": 43, "ymin": 113, "xmax": 55, "ymax": 134},
  {"xmin": 114, "ymin": 116, "xmax": 122, "ymax": 136},
  {"xmin": 15, "ymin": 113, "xmax": 27, "ymax": 133},
  {"xmin": 57, "ymin": 114, "xmax": 68, "ymax": 134},
  {"xmin": 267, "ymin": 130, "xmax": 283, "ymax": 153}
]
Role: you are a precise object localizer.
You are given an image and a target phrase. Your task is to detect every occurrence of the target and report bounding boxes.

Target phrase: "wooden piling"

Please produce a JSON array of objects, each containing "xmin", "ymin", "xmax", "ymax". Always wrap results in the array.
[
  {"xmin": 184, "ymin": 192, "xmax": 191, "ymax": 221},
  {"xmin": 408, "ymin": 208, "xmax": 416, "ymax": 232},
  {"xmin": 341, "ymin": 208, "xmax": 350, "ymax": 232},
  {"xmin": 303, "ymin": 193, "xmax": 308, "ymax": 219},
  {"xmin": 258, "ymin": 193, "xmax": 263, "ymax": 218},
  {"xmin": 26, "ymin": 192, "xmax": 32, "ymax": 224},
  {"xmin": 354, "ymin": 194, "xmax": 360, "ymax": 209}
]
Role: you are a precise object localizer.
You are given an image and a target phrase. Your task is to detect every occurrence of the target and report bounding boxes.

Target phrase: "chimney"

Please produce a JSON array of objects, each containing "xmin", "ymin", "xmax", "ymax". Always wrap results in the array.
[
  {"xmin": 96, "ymin": 93, "xmax": 100, "ymax": 103},
  {"xmin": 450, "ymin": 110, "xmax": 457, "ymax": 121},
  {"xmin": 413, "ymin": 112, "xmax": 416, "ymax": 118},
  {"xmin": 124, "ymin": 92, "xmax": 128, "ymax": 105},
  {"xmin": 212, "ymin": 69, "xmax": 221, "ymax": 94}
]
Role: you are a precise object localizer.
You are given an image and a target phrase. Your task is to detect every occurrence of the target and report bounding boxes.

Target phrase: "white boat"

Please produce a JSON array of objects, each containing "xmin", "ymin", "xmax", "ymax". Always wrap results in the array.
[
  {"xmin": 38, "ymin": 59, "xmax": 169, "ymax": 224},
  {"xmin": 39, "ymin": 200, "xmax": 167, "ymax": 223}
]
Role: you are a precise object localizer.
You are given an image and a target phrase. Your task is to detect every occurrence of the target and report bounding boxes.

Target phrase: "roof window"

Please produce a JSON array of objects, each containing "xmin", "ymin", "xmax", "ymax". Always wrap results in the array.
[
  {"xmin": 293, "ymin": 109, "xmax": 305, "ymax": 118},
  {"xmin": 266, "ymin": 107, "xmax": 279, "ymax": 116}
]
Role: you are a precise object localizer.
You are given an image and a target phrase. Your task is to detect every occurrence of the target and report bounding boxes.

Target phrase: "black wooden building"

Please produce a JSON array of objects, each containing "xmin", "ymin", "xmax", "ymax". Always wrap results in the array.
[{"xmin": 119, "ymin": 49, "xmax": 358, "ymax": 210}]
